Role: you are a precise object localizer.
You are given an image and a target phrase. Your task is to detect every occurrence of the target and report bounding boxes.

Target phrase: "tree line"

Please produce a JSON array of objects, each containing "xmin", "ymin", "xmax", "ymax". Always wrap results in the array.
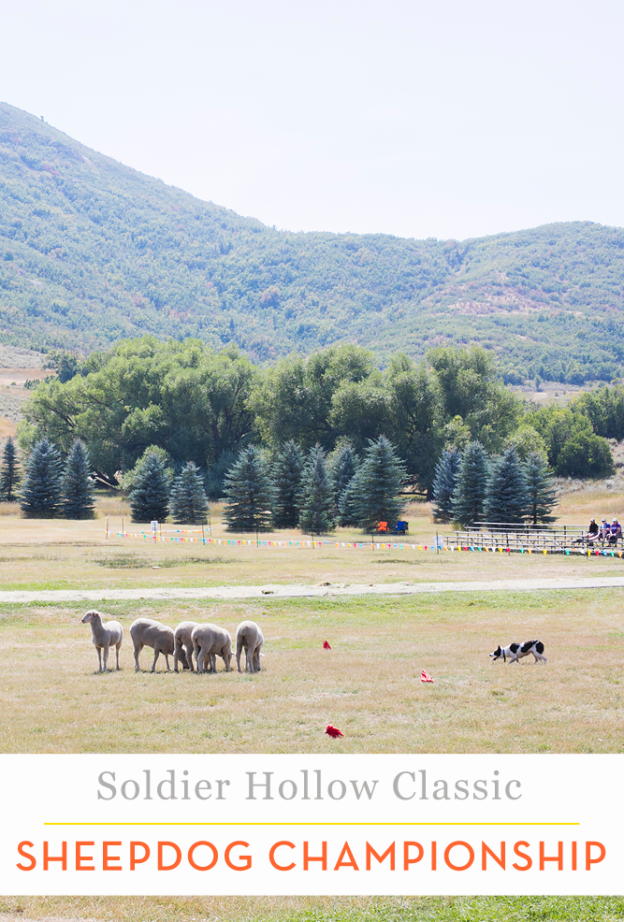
[
  {"xmin": 3, "ymin": 431, "xmax": 408, "ymax": 535},
  {"xmin": 19, "ymin": 337, "xmax": 623, "ymax": 503},
  {"xmin": 432, "ymin": 443, "xmax": 558, "ymax": 527}
]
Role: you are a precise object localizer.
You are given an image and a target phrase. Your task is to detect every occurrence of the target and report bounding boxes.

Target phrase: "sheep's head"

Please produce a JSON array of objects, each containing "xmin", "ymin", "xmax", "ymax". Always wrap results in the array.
[{"xmin": 82, "ymin": 609, "xmax": 101, "ymax": 624}]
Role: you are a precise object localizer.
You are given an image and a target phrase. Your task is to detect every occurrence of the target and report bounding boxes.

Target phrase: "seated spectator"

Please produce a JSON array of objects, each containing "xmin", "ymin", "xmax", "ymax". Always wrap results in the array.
[
  {"xmin": 586, "ymin": 518, "xmax": 599, "ymax": 543},
  {"xmin": 608, "ymin": 519, "xmax": 622, "ymax": 546},
  {"xmin": 599, "ymin": 519, "xmax": 610, "ymax": 542}
]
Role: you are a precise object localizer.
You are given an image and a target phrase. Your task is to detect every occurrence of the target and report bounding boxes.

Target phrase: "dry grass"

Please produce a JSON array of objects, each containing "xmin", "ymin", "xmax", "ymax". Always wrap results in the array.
[
  {"xmin": 1, "ymin": 895, "xmax": 623, "ymax": 922},
  {"xmin": 0, "ymin": 588, "xmax": 622, "ymax": 754},
  {"xmin": 0, "ymin": 485, "xmax": 622, "ymax": 591},
  {"xmin": 0, "ymin": 495, "xmax": 622, "ymax": 919}
]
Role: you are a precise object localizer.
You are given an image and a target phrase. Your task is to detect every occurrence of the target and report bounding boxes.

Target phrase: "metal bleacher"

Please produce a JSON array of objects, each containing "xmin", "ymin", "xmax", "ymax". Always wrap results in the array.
[{"xmin": 444, "ymin": 522, "xmax": 624, "ymax": 554}]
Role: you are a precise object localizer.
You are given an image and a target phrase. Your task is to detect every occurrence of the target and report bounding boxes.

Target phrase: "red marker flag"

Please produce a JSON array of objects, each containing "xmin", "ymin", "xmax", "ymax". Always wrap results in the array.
[
  {"xmin": 421, "ymin": 670, "xmax": 434, "ymax": 683},
  {"xmin": 323, "ymin": 640, "xmax": 332, "ymax": 649},
  {"xmin": 325, "ymin": 724, "xmax": 344, "ymax": 738}
]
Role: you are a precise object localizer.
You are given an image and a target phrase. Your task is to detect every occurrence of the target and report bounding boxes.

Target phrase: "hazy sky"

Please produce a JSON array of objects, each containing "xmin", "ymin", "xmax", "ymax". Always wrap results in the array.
[{"xmin": 2, "ymin": 0, "xmax": 623, "ymax": 241}]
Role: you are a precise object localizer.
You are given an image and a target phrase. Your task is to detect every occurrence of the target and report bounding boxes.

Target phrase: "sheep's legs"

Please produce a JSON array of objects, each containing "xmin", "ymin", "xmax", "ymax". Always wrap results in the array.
[
  {"xmin": 185, "ymin": 645, "xmax": 195, "ymax": 672},
  {"xmin": 133, "ymin": 642, "xmax": 142, "ymax": 671},
  {"xmin": 151, "ymin": 649, "xmax": 159, "ymax": 673},
  {"xmin": 102, "ymin": 645, "xmax": 109, "ymax": 672},
  {"xmin": 96, "ymin": 647, "xmax": 103, "ymax": 673},
  {"xmin": 115, "ymin": 643, "xmax": 121, "ymax": 670}
]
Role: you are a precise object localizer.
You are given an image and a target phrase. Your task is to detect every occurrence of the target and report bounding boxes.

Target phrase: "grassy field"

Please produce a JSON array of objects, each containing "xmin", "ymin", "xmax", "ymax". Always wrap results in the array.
[
  {"xmin": 1, "ymin": 587, "xmax": 622, "ymax": 754},
  {"xmin": 2, "ymin": 895, "xmax": 624, "ymax": 922},
  {"xmin": 1, "ymin": 495, "xmax": 623, "ymax": 921},
  {"xmin": 0, "ymin": 494, "xmax": 623, "ymax": 592}
]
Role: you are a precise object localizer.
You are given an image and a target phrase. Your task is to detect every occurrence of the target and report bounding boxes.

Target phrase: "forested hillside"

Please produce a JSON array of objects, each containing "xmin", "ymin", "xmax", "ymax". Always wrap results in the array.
[{"xmin": 2, "ymin": 102, "xmax": 624, "ymax": 383}]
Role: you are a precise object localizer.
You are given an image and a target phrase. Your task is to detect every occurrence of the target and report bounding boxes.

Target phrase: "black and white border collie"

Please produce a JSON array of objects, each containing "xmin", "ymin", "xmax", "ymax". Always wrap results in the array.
[{"xmin": 490, "ymin": 640, "xmax": 547, "ymax": 664}]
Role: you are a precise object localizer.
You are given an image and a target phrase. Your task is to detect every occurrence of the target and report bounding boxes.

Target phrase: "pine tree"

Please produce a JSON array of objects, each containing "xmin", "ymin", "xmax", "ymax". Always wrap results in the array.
[
  {"xmin": 272, "ymin": 440, "xmax": 304, "ymax": 529},
  {"xmin": 171, "ymin": 462, "xmax": 209, "ymax": 524},
  {"xmin": 524, "ymin": 451, "xmax": 558, "ymax": 525},
  {"xmin": 20, "ymin": 438, "xmax": 63, "ymax": 518},
  {"xmin": 0, "ymin": 437, "xmax": 20, "ymax": 501},
  {"xmin": 451, "ymin": 440, "xmax": 489, "ymax": 527},
  {"xmin": 223, "ymin": 445, "xmax": 274, "ymax": 533},
  {"xmin": 129, "ymin": 450, "xmax": 170, "ymax": 523},
  {"xmin": 350, "ymin": 436, "xmax": 406, "ymax": 533},
  {"xmin": 432, "ymin": 448, "xmax": 461, "ymax": 522},
  {"xmin": 61, "ymin": 439, "xmax": 95, "ymax": 519},
  {"xmin": 298, "ymin": 444, "xmax": 335, "ymax": 535},
  {"xmin": 483, "ymin": 446, "xmax": 529, "ymax": 525},
  {"xmin": 330, "ymin": 443, "xmax": 359, "ymax": 526}
]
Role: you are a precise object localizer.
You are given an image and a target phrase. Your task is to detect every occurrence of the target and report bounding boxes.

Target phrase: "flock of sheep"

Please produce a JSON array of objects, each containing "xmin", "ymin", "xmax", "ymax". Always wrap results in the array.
[{"xmin": 81, "ymin": 610, "xmax": 264, "ymax": 675}]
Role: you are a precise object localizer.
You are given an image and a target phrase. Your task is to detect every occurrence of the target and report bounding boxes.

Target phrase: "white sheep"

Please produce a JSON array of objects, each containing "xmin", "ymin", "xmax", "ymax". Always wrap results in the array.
[
  {"xmin": 174, "ymin": 620, "xmax": 198, "ymax": 672},
  {"xmin": 82, "ymin": 609, "xmax": 123, "ymax": 673},
  {"xmin": 191, "ymin": 623, "xmax": 233, "ymax": 674},
  {"xmin": 236, "ymin": 620, "xmax": 264, "ymax": 674},
  {"xmin": 130, "ymin": 618, "xmax": 175, "ymax": 672}
]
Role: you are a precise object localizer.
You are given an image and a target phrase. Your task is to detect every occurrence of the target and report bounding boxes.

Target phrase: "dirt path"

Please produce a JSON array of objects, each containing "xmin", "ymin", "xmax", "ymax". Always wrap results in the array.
[{"xmin": 1, "ymin": 575, "xmax": 624, "ymax": 603}]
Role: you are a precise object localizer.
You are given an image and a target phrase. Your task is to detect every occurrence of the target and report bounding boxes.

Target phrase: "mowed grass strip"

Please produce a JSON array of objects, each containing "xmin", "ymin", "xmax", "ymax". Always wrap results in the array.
[
  {"xmin": 1, "ymin": 895, "xmax": 624, "ymax": 922},
  {"xmin": 0, "ymin": 589, "xmax": 622, "ymax": 754}
]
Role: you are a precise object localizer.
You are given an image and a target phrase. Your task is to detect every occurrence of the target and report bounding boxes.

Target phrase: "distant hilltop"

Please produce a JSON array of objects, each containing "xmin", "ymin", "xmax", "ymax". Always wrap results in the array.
[{"xmin": 1, "ymin": 101, "xmax": 623, "ymax": 384}]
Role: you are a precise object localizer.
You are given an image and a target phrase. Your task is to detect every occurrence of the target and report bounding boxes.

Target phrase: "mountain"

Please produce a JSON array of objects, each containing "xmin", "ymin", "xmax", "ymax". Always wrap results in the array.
[{"xmin": 1, "ymin": 101, "xmax": 624, "ymax": 383}]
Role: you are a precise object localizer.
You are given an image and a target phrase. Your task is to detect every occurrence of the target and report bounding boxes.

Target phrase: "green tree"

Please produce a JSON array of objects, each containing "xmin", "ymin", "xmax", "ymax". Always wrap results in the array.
[
  {"xmin": 328, "ymin": 355, "xmax": 444, "ymax": 490},
  {"xmin": 528, "ymin": 406, "xmax": 593, "ymax": 470},
  {"xmin": 451, "ymin": 441, "xmax": 489, "ymax": 527},
  {"xmin": 505, "ymin": 425, "xmax": 547, "ymax": 461},
  {"xmin": 329, "ymin": 443, "xmax": 359, "ymax": 525},
  {"xmin": 223, "ymin": 446, "xmax": 274, "ymax": 533},
  {"xmin": 44, "ymin": 350, "xmax": 84, "ymax": 383},
  {"xmin": 20, "ymin": 337, "xmax": 257, "ymax": 485},
  {"xmin": 252, "ymin": 345, "xmax": 377, "ymax": 452},
  {"xmin": 0, "ymin": 437, "xmax": 20, "ymax": 502},
  {"xmin": 428, "ymin": 345, "xmax": 522, "ymax": 452},
  {"xmin": 119, "ymin": 445, "xmax": 174, "ymax": 493},
  {"xmin": 556, "ymin": 431, "xmax": 614, "ymax": 479},
  {"xmin": 298, "ymin": 444, "xmax": 335, "ymax": 535},
  {"xmin": 61, "ymin": 440, "xmax": 95, "ymax": 519},
  {"xmin": 529, "ymin": 404, "xmax": 614, "ymax": 477},
  {"xmin": 524, "ymin": 452, "xmax": 558, "ymax": 525},
  {"xmin": 171, "ymin": 462, "xmax": 209, "ymax": 525},
  {"xmin": 19, "ymin": 438, "xmax": 63, "ymax": 518},
  {"xmin": 432, "ymin": 449, "xmax": 461, "ymax": 523},
  {"xmin": 129, "ymin": 450, "xmax": 170, "ymax": 523},
  {"xmin": 350, "ymin": 436, "xmax": 406, "ymax": 533},
  {"xmin": 573, "ymin": 384, "xmax": 624, "ymax": 440},
  {"xmin": 272, "ymin": 441, "xmax": 304, "ymax": 529},
  {"xmin": 483, "ymin": 446, "xmax": 529, "ymax": 525}
]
